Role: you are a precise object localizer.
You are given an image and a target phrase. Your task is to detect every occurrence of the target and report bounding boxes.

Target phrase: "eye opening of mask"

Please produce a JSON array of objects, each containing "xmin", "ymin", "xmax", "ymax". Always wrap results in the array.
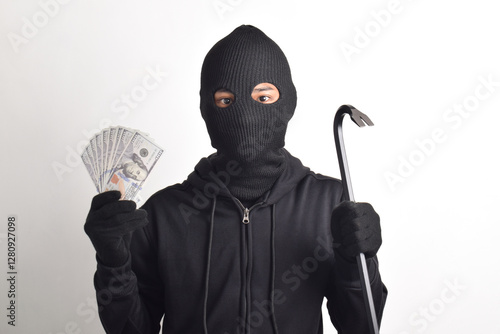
[
  {"xmin": 251, "ymin": 82, "xmax": 280, "ymax": 104},
  {"xmin": 214, "ymin": 88, "xmax": 235, "ymax": 108}
]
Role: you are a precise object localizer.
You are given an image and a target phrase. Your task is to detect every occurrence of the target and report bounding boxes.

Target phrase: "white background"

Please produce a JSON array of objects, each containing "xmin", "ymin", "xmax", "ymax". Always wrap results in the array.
[{"xmin": 1, "ymin": 0, "xmax": 500, "ymax": 333}]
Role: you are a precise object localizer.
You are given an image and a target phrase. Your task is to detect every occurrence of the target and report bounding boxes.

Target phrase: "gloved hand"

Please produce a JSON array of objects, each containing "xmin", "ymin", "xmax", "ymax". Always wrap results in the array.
[
  {"xmin": 84, "ymin": 191, "xmax": 148, "ymax": 267},
  {"xmin": 330, "ymin": 201, "xmax": 382, "ymax": 263}
]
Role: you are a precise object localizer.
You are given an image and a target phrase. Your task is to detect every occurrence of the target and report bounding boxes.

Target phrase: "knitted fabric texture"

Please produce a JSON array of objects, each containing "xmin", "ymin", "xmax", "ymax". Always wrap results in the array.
[{"xmin": 200, "ymin": 25, "xmax": 297, "ymax": 202}]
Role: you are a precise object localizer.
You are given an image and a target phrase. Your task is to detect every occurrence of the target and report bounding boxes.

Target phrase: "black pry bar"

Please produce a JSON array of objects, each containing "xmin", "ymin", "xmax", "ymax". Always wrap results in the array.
[{"xmin": 333, "ymin": 104, "xmax": 379, "ymax": 334}]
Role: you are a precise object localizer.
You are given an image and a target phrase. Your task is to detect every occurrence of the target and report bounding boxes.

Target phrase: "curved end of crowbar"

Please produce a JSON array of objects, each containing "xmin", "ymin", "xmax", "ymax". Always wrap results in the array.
[{"xmin": 335, "ymin": 104, "xmax": 374, "ymax": 128}]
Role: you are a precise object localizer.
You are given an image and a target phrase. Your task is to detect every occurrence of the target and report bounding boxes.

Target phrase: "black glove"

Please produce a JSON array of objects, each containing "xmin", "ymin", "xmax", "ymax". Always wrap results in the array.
[
  {"xmin": 84, "ymin": 191, "xmax": 148, "ymax": 267},
  {"xmin": 331, "ymin": 201, "xmax": 382, "ymax": 263}
]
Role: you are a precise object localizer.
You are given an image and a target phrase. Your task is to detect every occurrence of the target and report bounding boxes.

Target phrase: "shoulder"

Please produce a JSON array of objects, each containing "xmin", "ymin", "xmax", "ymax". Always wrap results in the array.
[
  {"xmin": 140, "ymin": 180, "xmax": 193, "ymax": 211},
  {"xmin": 294, "ymin": 170, "xmax": 344, "ymax": 203},
  {"xmin": 303, "ymin": 170, "xmax": 343, "ymax": 189},
  {"xmin": 306, "ymin": 170, "xmax": 342, "ymax": 183},
  {"xmin": 282, "ymin": 150, "xmax": 342, "ymax": 191}
]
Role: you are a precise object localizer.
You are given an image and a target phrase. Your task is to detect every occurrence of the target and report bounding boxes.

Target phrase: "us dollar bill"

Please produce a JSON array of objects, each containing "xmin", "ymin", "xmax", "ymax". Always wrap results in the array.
[
  {"xmin": 104, "ymin": 130, "xmax": 163, "ymax": 201},
  {"xmin": 81, "ymin": 127, "xmax": 163, "ymax": 202}
]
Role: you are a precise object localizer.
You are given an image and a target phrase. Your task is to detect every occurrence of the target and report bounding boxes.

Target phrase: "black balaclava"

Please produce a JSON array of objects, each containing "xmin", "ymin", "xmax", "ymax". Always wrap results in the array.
[{"xmin": 200, "ymin": 25, "xmax": 297, "ymax": 202}]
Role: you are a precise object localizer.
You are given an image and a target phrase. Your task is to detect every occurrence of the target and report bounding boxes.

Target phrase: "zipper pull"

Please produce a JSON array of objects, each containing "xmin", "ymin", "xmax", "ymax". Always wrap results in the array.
[{"xmin": 242, "ymin": 208, "xmax": 250, "ymax": 224}]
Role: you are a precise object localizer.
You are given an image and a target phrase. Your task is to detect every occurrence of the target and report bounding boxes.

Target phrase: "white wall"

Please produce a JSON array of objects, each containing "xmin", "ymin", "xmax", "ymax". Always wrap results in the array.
[{"xmin": 1, "ymin": 1, "xmax": 499, "ymax": 333}]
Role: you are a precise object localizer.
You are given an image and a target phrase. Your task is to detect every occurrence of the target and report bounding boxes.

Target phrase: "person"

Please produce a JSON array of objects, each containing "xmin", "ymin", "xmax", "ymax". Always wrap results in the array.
[
  {"xmin": 104, "ymin": 153, "xmax": 149, "ymax": 199},
  {"xmin": 119, "ymin": 153, "xmax": 149, "ymax": 182},
  {"xmin": 84, "ymin": 25, "xmax": 387, "ymax": 334}
]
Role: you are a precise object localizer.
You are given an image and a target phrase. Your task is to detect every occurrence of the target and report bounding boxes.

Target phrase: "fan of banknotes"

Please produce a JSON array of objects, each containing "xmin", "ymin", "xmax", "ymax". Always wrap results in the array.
[{"xmin": 81, "ymin": 126, "xmax": 163, "ymax": 202}]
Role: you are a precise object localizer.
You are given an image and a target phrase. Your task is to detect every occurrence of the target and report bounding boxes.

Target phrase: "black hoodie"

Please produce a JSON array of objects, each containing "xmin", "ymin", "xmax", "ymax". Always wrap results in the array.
[{"xmin": 94, "ymin": 150, "xmax": 387, "ymax": 333}]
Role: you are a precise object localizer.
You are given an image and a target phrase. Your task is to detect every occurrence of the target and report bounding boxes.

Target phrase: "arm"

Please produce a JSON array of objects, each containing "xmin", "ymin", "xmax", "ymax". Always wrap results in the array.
[
  {"xmin": 326, "ymin": 201, "xmax": 388, "ymax": 333},
  {"xmin": 326, "ymin": 254, "xmax": 387, "ymax": 333},
  {"xmin": 85, "ymin": 191, "xmax": 164, "ymax": 333}
]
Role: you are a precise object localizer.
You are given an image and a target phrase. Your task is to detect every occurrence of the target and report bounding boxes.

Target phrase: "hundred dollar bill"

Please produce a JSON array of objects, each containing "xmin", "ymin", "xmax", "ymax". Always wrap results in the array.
[
  {"xmin": 89, "ymin": 135, "xmax": 101, "ymax": 192},
  {"xmin": 105, "ymin": 128, "xmax": 135, "ymax": 185},
  {"xmin": 81, "ymin": 126, "xmax": 163, "ymax": 202},
  {"xmin": 95, "ymin": 132, "xmax": 105, "ymax": 191},
  {"xmin": 104, "ymin": 131, "xmax": 163, "ymax": 201},
  {"xmin": 84, "ymin": 145, "xmax": 99, "ymax": 190},
  {"xmin": 102, "ymin": 128, "xmax": 110, "ymax": 182},
  {"xmin": 82, "ymin": 149, "xmax": 99, "ymax": 192},
  {"xmin": 104, "ymin": 127, "xmax": 119, "ymax": 185},
  {"xmin": 106, "ymin": 127, "xmax": 124, "ymax": 182},
  {"xmin": 103, "ymin": 127, "xmax": 123, "ymax": 192}
]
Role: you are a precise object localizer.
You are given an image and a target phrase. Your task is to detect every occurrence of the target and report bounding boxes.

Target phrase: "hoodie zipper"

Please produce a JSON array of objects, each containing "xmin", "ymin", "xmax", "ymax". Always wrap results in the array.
[
  {"xmin": 235, "ymin": 199, "xmax": 262, "ymax": 223},
  {"xmin": 234, "ymin": 199, "xmax": 263, "ymax": 334},
  {"xmin": 243, "ymin": 208, "xmax": 250, "ymax": 224}
]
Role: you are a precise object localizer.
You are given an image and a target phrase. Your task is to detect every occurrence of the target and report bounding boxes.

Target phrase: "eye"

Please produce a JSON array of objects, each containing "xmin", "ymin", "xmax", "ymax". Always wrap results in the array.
[
  {"xmin": 252, "ymin": 83, "xmax": 279, "ymax": 104},
  {"xmin": 214, "ymin": 89, "xmax": 235, "ymax": 108}
]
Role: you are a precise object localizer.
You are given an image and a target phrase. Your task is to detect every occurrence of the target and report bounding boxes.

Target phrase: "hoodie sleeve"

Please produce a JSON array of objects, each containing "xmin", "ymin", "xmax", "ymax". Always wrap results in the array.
[
  {"xmin": 325, "ymin": 254, "xmax": 387, "ymax": 333},
  {"xmin": 93, "ymin": 205, "xmax": 164, "ymax": 334}
]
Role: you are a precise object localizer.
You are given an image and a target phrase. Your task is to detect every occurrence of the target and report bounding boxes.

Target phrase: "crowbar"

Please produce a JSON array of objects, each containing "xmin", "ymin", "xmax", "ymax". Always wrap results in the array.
[{"xmin": 333, "ymin": 104, "xmax": 379, "ymax": 334}]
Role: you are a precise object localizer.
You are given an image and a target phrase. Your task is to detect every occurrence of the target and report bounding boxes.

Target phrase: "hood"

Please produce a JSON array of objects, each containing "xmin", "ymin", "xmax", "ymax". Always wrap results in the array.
[{"xmin": 187, "ymin": 149, "xmax": 310, "ymax": 206}]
